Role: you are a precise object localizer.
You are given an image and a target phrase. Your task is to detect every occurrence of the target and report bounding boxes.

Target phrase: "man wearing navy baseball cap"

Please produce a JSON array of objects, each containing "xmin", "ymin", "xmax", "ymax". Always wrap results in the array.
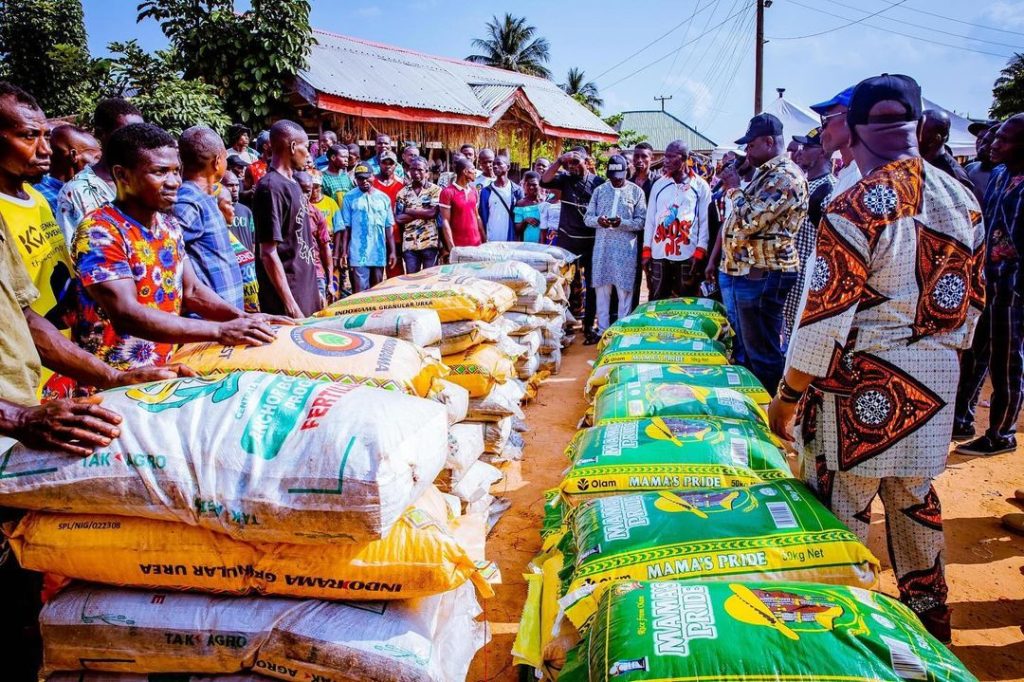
[
  {"xmin": 811, "ymin": 85, "xmax": 860, "ymax": 201},
  {"xmin": 718, "ymin": 112, "xmax": 808, "ymax": 397},
  {"xmin": 769, "ymin": 73, "xmax": 985, "ymax": 645}
]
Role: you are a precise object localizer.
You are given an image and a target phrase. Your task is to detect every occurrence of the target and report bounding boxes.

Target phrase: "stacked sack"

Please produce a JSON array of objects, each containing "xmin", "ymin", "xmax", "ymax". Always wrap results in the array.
[
  {"xmin": 450, "ymin": 242, "xmax": 579, "ymax": 376},
  {"xmin": 513, "ymin": 297, "xmax": 978, "ymax": 682},
  {"xmin": 0, "ymin": 371, "xmax": 494, "ymax": 682}
]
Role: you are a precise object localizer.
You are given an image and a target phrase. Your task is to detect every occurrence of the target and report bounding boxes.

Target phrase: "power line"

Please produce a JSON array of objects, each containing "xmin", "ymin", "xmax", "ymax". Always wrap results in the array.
[
  {"xmin": 769, "ymin": 0, "xmax": 908, "ymax": 40},
  {"xmin": 660, "ymin": 0, "xmax": 706, "ymax": 92},
  {"xmin": 878, "ymin": 0, "xmax": 1024, "ymax": 38},
  {"xmin": 699, "ymin": 7, "xmax": 758, "ymax": 125},
  {"xmin": 601, "ymin": 1, "xmax": 757, "ymax": 89},
  {"xmin": 771, "ymin": 0, "xmax": 1014, "ymax": 58},
  {"xmin": 821, "ymin": 0, "xmax": 1023, "ymax": 49},
  {"xmin": 663, "ymin": 0, "xmax": 729, "ymax": 100},
  {"xmin": 592, "ymin": 1, "xmax": 721, "ymax": 82}
]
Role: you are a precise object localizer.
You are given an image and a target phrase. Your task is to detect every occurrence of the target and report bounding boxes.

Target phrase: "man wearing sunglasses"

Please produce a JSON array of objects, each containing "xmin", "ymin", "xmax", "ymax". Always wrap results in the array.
[{"xmin": 811, "ymin": 86, "xmax": 860, "ymax": 204}]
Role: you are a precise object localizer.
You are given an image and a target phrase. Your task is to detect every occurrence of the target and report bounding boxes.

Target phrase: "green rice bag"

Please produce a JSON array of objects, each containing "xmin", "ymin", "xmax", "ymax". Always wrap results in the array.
[
  {"xmin": 561, "ymin": 580, "xmax": 977, "ymax": 682},
  {"xmin": 560, "ymin": 417, "xmax": 791, "ymax": 505},
  {"xmin": 541, "ymin": 488, "xmax": 568, "ymax": 543},
  {"xmin": 592, "ymin": 381, "xmax": 767, "ymax": 427},
  {"xmin": 557, "ymin": 481, "xmax": 880, "ymax": 628},
  {"xmin": 633, "ymin": 296, "xmax": 728, "ymax": 324},
  {"xmin": 592, "ymin": 337, "xmax": 729, "ymax": 383},
  {"xmin": 585, "ymin": 363, "xmax": 770, "ymax": 406},
  {"xmin": 598, "ymin": 311, "xmax": 725, "ymax": 349}
]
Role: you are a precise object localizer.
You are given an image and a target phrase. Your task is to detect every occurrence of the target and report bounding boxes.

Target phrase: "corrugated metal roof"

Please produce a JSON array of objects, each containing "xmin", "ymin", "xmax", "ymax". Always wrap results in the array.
[
  {"xmin": 300, "ymin": 30, "xmax": 616, "ymax": 138},
  {"xmin": 616, "ymin": 110, "xmax": 716, "ymax": 151}
]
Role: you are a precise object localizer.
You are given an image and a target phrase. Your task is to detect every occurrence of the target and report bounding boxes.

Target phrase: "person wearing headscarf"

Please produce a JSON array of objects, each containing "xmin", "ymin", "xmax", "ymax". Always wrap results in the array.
[{"xmin": 768, "ymin": 74, "xmax": 985, "ymax": 645}]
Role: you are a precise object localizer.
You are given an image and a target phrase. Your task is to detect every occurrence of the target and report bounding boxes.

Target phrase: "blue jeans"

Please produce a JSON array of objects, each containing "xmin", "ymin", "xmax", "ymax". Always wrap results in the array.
[
  {"xmin": 349, "ymin": 266, "xmax": 385, "ymax": 293},
  {"xmin": 718, "ymin": 271, "xmax": 746, "ymax": 366},
  {"xmin": 733, "ymin": 270, "xmax": 797, "ymax": 395},
  {"xmin": 403, "ymin": 247, "xmax": 439, "ymax": 274}
]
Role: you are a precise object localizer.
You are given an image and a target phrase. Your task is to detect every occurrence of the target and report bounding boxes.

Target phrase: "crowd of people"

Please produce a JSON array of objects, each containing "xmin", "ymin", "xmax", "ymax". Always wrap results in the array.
[{"xmin": 0, "ymin": 67, "xmax": 1020, "ymax": 663}]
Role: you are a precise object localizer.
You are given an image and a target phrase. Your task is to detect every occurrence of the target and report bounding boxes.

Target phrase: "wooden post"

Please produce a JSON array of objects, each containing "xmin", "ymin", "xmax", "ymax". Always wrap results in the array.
[{"xmin": 755, "ymin": 0, "xmax": 766, "ymax": 114}]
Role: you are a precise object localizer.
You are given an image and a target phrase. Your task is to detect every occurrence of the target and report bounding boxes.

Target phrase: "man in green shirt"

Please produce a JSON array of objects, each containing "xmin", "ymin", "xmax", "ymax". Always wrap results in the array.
[{"xmin": 321, "ymin": 144, "xmax": 355, "ymax": 206}]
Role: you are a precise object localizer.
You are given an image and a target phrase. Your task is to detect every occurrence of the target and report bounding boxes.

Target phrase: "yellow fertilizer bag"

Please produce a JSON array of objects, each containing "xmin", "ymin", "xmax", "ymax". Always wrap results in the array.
[
  {"xmin": 315, "ymin": 272, "xmax": 514, "ymax": 323},
  {"xmin": 0, "ymin": 373, "xmax": 449, "ymax": 545},
  {"xmin": 591, "ymin": 381, "xmax": 768, "ymax": 427},
  {"xmin": 560, "ymin": 417, "xmax": 791, "ymax": 506},
  {"xmin": 443, "ymin": 343, "xmax": 516, "ymax": 397},
  {"xmin": 439, "ymin": 319, "xmax": 502, "ymax": 355},
  {"xmin": 8, "ymin": 489, "xmax": 495, "ymax": 601},
  {"xmin": 557, "ymin": 481, "xmax": 880, "ymax": 629},
  {"xmin": 172, "ymin": 324, "xmax": 445, "ymax": 397},
  {"xmin": 585, "ymin": 363, "xmax": 771, "ymax": 406},
  {"xmin": 300, "ymin": 308, "xmax": 442, "ymax": 347},
  {"xmin": 591, "ymin": 335, "xmax": 729, "ymax": 384}
]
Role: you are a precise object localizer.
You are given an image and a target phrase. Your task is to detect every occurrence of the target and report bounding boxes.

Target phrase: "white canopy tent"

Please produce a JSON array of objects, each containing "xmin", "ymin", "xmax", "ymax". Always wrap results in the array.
[
  {"xmin": 712, "ymin": 92, "xmax": 819, "ymax": 160},
  {"xmin": 923, "ymin": 97, "xmax": 976, "ymax": 157}
]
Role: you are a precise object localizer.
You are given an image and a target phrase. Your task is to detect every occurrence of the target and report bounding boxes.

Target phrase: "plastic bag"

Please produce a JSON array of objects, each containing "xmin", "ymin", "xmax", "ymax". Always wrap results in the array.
[
  {"xmin": 300, "ymin": 308, "xmax": 442, "ymax": 347},
  {"xmin": 0, "ymin": 373, "xmax": 448, "ymax": 544},
  {"xmin": 560, "ymin": 580, "xmax": 977, "ymax": 682},
  {"xmin": 439, "ymin": 319, "xmax": 502, "ymax": 355},
  {"xmin": 557, "ymin": 481, "xmax": 880, "ymax": 628},
  {"xmin": 448, "ymin": 422, "xmax": 485, "ymax": 475},
  {"xmin": 450, "ymin": 460, "xmax": 504, "ymax": 503},
  {"xmin": 503, "ymin": 311, "xmax": 544, "ymax": 332},
  {"xmin": 511, "ymin": 329, "xmax": 542, "ymax": 355},
  {"xmin": 539, "ymin": 349, "xmax": 562, "ymax": 374},
  {"xmin": 560, "ymin": 417, "xmax": 791, "ymax": 505},
  {"xmin": 585, "ymin": 363, "xmax": 771, "ymax": 406},
  {"xmin": 433, "ymin": 261, "xmax": 546, "ymax": 296},
  {"xmin": 431, "ymin": 379, "xmax": 469, "ymax": 424},
  {"xmin": 172, "ymin": 324, "xmax": 446, "ymax": 397},
  {"xmin": 450, "ymin": 242, "xmax": 576, "ymax": 275},
  {"xmin": 316, "ymin": 273, "xmax": 514, "ymax": 322},
  {"xmin": 443, "ymin": 343, "xmax": 516, "ymax": 397},
  {"xmin": 467, "ymin": 380, "xmax": 526, "ymax": 422},
  {"xmin": 482, "ymin": 417, "xmax": 513, "ymax": 455},
  {"xmin": 591, "ymin": 381, "xmax": 768, "ymax": 427},
  {"xmin": 516, "ymin": 354, "xmax": 540, "ymax": 380},
  {"xmin": 42, "ymin": 582, "xmax": 488, "ymax": 682},
  {"xmin": 9, "ymin": 489, "xmax": 495, "ymax": 601}
]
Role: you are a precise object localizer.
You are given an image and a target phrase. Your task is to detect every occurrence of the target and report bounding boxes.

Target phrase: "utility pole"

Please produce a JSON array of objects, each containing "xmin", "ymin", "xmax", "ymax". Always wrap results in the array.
[
  {"xmin": 654, "ymin": 95, "xmax": 673, "ymax": 112},
  {"xmin": 755, "ymin": 0, "xmax": 770, "ymax": 114}
]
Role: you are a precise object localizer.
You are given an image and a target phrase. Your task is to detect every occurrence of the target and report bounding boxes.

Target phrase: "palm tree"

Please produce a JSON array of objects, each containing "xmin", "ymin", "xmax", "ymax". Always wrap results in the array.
[
  {"xmin": 992, "ymin": 52, "xmax": 1024, "ymax": 119},
  {"xmin": 560, "ymin": 67, "xmax": 603, "ymax": 114},
  {"xmin": 466, "ymin": 14, "xmax": 552, "ymax": 79}
]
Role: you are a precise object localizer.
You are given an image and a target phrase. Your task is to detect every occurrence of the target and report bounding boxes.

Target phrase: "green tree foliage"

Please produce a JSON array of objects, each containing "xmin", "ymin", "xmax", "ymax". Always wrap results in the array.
[
  {"xmin": 0, "ymin": 0, "xmax": 92, "ymax": 116},
  {"xmin": 137, "ymin": 0, "xmax": 314, "ymax": 126},
  {"xmin": 991, "ymin": 53, "xmax": 1024, "ymax": 120},
  {"xmin": 105, "ymin": 41, "xmax": 229, "ymax": 136},
  {"xmin": 466, "ymin": 14, "xmax": 551, "ymax": 79},
  {"xmin": 560, "ymin": 68, "xmax": 603, "ymax": 114}
]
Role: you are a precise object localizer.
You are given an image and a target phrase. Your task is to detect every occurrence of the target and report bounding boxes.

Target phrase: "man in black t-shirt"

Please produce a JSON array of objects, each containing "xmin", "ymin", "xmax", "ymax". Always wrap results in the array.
[
  {"xmin": 541, "ymin": 147, "xmax": 604, "ymax": 343},
  {"xmin": 253, "ymin": 120, "xmax": 320, "ymax": 318}
]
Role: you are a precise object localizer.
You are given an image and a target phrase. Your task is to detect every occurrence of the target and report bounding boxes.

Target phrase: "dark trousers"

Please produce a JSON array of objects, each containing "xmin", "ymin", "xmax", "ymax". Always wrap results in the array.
[
  {"xmin": 402, "ymin": 247, "xmax": 439, "ymax": 274},
  {"xmin": 0, "ymin": 521, "xmax": 42, "ymax": 680},
  {"xmin": 647, "ymin": 258, "xmax": 700, "ymax": 301},
  {"xmin": 733, "ymin": 270, "xmax": 797, "ymax": 395},
  {"xmin": 954, "ymin": 282, "xmax": 1024, "ymax": 440},
  {"xmin": 561, "ymin": 235, "xmax": 596, "ymax": 333}
]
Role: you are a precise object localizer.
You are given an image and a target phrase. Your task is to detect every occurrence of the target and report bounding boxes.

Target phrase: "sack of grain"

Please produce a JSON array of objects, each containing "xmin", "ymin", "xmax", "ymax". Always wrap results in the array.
[
  {"xmin": 439, "ymin": 319, "xmax": 503, "ymax": 355},
  {"xmin": 591, "ymin": 336, "xmax": 729, "ymax": 384},
  {"xmin": 585, "ymin": 363, "xmax": 771, "ymax": 406},
  {"xmin": 597, "ymin": 311, "xmax": 727, "ymax": 351},
  {"xmin": 315, "ymin": 273, "xmax": 514, "ymax": 323},
  {"xmin": 511, "ymin": 328, "xmax": 542, "ymax": 355},
  {"xmin": 41, "ymin": 582, "xmax": 487, "ymax": 682},
  {"xmin": 450, "ymin": 242, "xmax": 576, "ymax": 276},
  {"xmin": 633, "ymin": 296, "xmax": 729, "ymax": 325},
  {"xmin": 560, "ymin": 580, "xmax": 977, "ymax": 682},
  {"xmin": 9, "ymin": 489, "xmax": 494, "ymax": 601},
  {"xmin": 0, "ymin": 373, "xmax": 448, "ymax": 544},
  {"xmin": 556, "ymin": 481, "xmax": 880, "ymax": 628},
  {"xmin": 467, "ymin": 380, "xmax": 526, "ymax": 422},
  {"xmin": 560, "ymin": 417, "xmax": 791, "ymax": 506},
  {"xmin": 449, "ymin": 423, "xmax": 486, "ymax": 474},
  {"xmin": 443, "ymin": 343, "xmax": 516, "ymax": 397},
  {"xmin": 450, "ymin": 460, "xmax": 503, "ymax": 503},
  {"xmin": 432, "ymin": 379, "xmax": 469, "ymax": 424},
  {"xmin": 483, "ymin": 417, "xmax": 513, "ymax": 455},
  {"xmin": 48, "ymin": 675, "xmax": 263, "ymax": 681},
  {"xmin": 503, "ymin": 311, "xmax": 544, "ymax": 333},
  {"xmin": 172, "ymin": 324, "xmax": 445, "ymax": 397},
  {"xmin": 516, "ymin": 354, "xmax": 540, "ymax": 380},
  {"xmin": 300, "ymin": 308, "xmax": 442, "ymax": 347},
  {"xmin": 539, "ymin": 349, "xmax": 562, "ymax": 374},
  {"xmin": 432, "ymin": 261, "xmax": 547, "ymax": 297},
  {"xmin": 592, "ymin": 381, "xmax": 768, "ymax": 427}
]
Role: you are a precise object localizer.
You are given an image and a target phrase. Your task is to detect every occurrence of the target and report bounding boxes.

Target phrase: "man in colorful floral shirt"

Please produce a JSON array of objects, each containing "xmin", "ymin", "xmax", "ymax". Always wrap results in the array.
[
  {"xmin": 71, "ymin": 123, "xmax": 286, "ymax": 380},
  {"xmin": 395, "ymin": 157, "xmax": 441, "ymax": 273},
  {"xmin": 721, "ymin": 112, "xmax": 809, "ymax": 394}
]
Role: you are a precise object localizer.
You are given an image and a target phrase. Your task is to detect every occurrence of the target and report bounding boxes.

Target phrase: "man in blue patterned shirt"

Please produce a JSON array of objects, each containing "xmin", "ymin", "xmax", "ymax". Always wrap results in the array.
[{"xmin": 33, "ymin": 124, "xmax": 99, "ymax": 219}]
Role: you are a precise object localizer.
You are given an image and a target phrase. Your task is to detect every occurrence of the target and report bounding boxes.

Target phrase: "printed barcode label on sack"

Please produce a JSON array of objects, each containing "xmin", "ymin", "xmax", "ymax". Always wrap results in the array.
[
  {"xmin": 627, "ymin": 400, "xmax": 645, "ymax": 416},
  {"xmin": 683, "ymin": 318, "xmax": 695, "ymax": 328},
  {"xmin": 729, "ymin": 438, "xmax": 749, "ymax": 466},
  {"xmin": 766, "ymin": 501, "xmax": 797, "ymax": 529},
  {"xmin": 692, "ymin": 341, "xmax": 705, "ymax": 350},
  {"xmin": 727, "ymin": 372, "xmax": 740, "ymax": 385},
  {"xmin": 882, "ymin": 635, "xmax": 927, "ymax": 680}
]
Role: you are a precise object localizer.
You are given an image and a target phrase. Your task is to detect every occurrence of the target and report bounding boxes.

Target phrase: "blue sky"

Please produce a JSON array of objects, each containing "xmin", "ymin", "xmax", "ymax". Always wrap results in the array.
[{"xmin": 82, "ymin": 0, "xmax": 1024, "ymax": 144}]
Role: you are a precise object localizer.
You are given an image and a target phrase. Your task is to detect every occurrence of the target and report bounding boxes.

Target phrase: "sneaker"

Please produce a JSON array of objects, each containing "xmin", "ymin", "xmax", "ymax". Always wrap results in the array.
[
  {"xmin": 955, "ymin": 434, "xmax": 1016, "ymax": 456},
  {"xmin": 583, "ymin": 331, "xmax": 601, "ymax": 346},
  {"xmin": 950, "ymin": 424, "xmax": 975, "ymax": 441},
  {"xmin": 918, "ymin": 606, "xmax": 952, "ymax": 646}
]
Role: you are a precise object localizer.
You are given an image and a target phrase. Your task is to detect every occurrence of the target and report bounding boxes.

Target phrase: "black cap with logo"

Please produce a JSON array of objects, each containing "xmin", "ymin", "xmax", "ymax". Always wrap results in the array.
[
  {"xmin": 735, "ymin": 113, "xmax": 784, "ymax": 145},
  {"xmin": 792, "ymin": 127, "xmax": 823, "ymax": 147}
]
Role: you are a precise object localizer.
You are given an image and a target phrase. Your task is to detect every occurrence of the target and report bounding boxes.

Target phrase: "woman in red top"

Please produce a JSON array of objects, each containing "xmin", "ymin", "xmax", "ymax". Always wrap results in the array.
[{"xmin": 439, "ymin": 156, "xmax": 486, "ymax": 253}]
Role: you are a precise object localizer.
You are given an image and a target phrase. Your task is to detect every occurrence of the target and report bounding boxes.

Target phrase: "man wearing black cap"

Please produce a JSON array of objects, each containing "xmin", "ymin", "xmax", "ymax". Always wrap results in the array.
[
  {"xmin": 769, "ymin": 74, "xmax": 985, "ymax": 644},
  {"xmin": 720, "ymin": 112, "xmax": 807, "ymax": 394},
  {"xmin": 782, "ymin": 126, "xmax": 834, "ymax": 343},
  {"xmin": 965, "ymin": 122, "xmax": 998, "ymax": 206},
  {"xmin": 920, "ymin": 109, "xmax": 973, "ymax": 191}
]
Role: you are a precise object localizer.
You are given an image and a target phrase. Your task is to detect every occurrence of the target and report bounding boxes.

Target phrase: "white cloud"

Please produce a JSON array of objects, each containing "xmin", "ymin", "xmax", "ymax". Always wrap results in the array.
[
  {"xmin": 985, "ymin": 1, "xmax": 1024, "ymax": 28},
  {"xmin": 355, "ymin": 6, "xmax": 382, "ymax": 18}
]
